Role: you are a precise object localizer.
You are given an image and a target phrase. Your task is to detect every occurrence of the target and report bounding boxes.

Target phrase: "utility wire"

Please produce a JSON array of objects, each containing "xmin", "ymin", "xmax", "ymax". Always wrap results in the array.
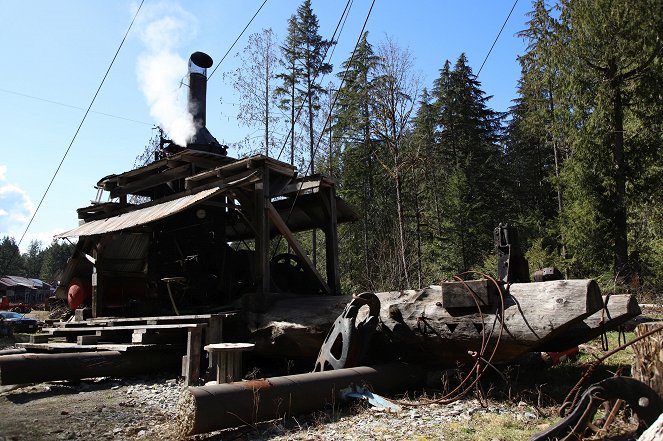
[
  {"xmin": 208, "ymin": 0, "xmax": 270, "ymax": 80},
  {"xmin": 0, "ymin": 87, "xmax": 152, "ymax": 126},
  {"xmin": 302, "ymin": 0, "xmax": 374, "ymax": 179},
  {"xmin": 477, "ymin": 0, "xmax": 519, "ymax": 77},
  {"xmin": 1, "ymin": 0, "xmax": 145, "ymax": 276}
]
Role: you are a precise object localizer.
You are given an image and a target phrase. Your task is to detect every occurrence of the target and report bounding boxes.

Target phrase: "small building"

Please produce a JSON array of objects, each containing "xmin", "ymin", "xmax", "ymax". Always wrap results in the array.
[{"xmin": 0, "ymin": 276, "xmax": 53, "ymax": 305}]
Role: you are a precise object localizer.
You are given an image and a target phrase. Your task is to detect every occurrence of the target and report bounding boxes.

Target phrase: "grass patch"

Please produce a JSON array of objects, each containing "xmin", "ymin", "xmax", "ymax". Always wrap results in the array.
[{"xmin": 443, "ymin": 412, "xmax": 556, "ymax": 441}]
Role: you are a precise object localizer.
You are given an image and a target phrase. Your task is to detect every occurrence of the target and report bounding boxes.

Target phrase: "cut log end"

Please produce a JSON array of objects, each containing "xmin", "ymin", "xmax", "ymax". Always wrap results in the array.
[{"xmin": 176, "ymin": 388, "xmax": 198, "ymax": 438}]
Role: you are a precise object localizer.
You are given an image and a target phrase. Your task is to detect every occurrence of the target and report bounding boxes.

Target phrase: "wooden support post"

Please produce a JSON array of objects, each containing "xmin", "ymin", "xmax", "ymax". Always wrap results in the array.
[
  {"xmin": 183, "ymin": 327, "xmax": 203, "ymax": 386},
  {"xmin": 203, "ymin": 343, "xmax": 254, "ymax": 383},
  {"xmin": 205, "ymin": 315, "xmax": 224, "ymax": 377},
  {"xmin": 252, "ymin": 166, "xmax": 270, "ymax": 312},
  {"xmin": 91, "ymin": 270, "xmax": 102, "ymax": 318},
  {"xmin": 321, "ymin": 186, "xmax": 340, "ymax": 295}
]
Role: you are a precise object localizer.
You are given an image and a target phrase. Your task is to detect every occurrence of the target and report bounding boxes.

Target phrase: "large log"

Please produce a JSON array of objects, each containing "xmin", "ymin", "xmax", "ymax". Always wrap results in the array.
[
  {"xmin": 362, "ymin": 279, "xmax": 604, "ymax": 366},
  {"xmin": 538, "ymin": 294, "xmax": 641, "ymax": 351},
  {"xmin": 0, "ymin": 350, "xmax": 182, "ymax": 385},
  {"xmin": 632, "ymin": 322, "xmax": 663, "ymax": 398}
]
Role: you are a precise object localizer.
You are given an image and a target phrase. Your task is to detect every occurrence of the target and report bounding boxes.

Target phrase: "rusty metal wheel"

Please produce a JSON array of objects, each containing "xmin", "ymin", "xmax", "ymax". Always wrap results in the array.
[{"xmin": 313, "ymin": 292, "xmax": 380, "ymax": 372}]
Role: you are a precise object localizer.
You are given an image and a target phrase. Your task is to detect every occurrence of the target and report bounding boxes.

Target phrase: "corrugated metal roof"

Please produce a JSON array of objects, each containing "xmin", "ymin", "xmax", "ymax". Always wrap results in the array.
[
  {"xmin": 0, "ymin": 276, "xmax": 50, "ymax": 289},
  {"xmin": 55, "ymin": 187, "xmax": 221, "ymax": 238}
]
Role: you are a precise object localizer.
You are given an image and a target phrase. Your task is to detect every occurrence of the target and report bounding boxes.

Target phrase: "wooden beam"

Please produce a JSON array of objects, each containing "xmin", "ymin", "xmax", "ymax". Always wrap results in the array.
[
  {"xmin": 266, "ymin": 202, "xmax": 331, "ymax": 295},
  {"xmin": 110, "ymin": 164, "xmax": 191, "ymax": 198}
]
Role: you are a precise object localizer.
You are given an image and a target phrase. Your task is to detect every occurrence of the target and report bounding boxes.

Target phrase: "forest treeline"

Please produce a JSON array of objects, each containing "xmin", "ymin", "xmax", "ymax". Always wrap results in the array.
[
  {"xmin": 0, "ymin": 237, "xmax": 72, "ymax": 284},
  {"xmin": 226, "ymin": 0, "xmax": 663, "ymax": 295}
]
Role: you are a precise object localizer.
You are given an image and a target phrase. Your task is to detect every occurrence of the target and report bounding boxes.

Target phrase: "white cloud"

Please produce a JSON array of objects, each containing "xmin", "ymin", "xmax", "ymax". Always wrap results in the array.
[
  {"xmin": 0, "ymin": 165, "xmax": 35, "ymax": 237},
  {"xmin": 0, "ymin": 165, "xmax": 65, "ymax": 252}
]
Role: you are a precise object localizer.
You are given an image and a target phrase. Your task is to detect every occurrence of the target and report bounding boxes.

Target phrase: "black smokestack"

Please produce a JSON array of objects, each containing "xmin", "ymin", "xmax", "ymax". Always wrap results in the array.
[{"xmin": 186, "ymin": 51, "xmax": 226, "ymax": 155}]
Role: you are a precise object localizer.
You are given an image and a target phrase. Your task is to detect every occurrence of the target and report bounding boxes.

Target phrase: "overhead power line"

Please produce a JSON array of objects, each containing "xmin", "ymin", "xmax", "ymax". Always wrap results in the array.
[
  {"xmin": 0, "ymin": 87, "xmax": 152, "ymax": 126},
  {"xmin": 208, "ymin": 0, "xmax": 270, "ymax": 80},
  {"xmin": 2, "ymin": 0, "xmax": 145, "ymax": 275},
  {"xmin": 477, "ymin": 0, "xmax": 519, "ymax": 77}
]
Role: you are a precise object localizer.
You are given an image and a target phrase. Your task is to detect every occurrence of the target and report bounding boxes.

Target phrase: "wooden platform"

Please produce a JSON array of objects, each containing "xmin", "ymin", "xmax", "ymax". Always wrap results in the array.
[
  {"xmin": 18, "ymin": 312, "xmax": 237, "ymax": 385},
  {"xmin": 16, "ymin": 342, "xmax": 175, "ymax": 352}
]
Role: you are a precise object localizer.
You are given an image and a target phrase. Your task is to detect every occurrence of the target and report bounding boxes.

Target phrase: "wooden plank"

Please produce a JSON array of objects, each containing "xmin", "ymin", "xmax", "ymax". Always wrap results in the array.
[
  {"xmin": 29, "ymin": 334, "xmax": 50, "ymax": 343},
  {"xmin": 96, "ymin": 313, "xmax": 227, "ymax": 325},
  {"xmin": 441, "ymin": 280, "xmax": 494, "ymax": 309},
  {"xmin": 44, "ymin": 323, "xmax": 208, "ymax": 333},
  {"xmin": 184, "ymin": 327, "xmax": 203, "ymax": 386},
  {"xmin": 266, "ymin": 202, "xmax": 331, "ymax": 295},
  {"xmin": 77, "ymin": 335, "xmax": 100, "ymax": 345},
  {"xmin": 15, "ymin": 342, "xmax": 173, "ymax": 352},
  {"xmin": 110, "ymin": 163, "xmax": 191, "ymax": 198}
]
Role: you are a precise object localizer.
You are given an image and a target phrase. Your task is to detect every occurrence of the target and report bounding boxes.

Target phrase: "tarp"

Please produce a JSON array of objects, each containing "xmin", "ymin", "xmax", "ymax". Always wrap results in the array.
[{"xmin": 55, "ymin": 187, "xmax": 221, "ymax": 238}]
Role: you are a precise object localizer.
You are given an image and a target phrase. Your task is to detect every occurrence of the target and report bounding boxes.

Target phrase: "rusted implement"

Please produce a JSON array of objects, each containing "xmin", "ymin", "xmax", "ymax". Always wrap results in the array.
[
  {"xmin": 176, "ymin": 363, "xmax": 425, "ymax": 436},
  {"xmin": 0, "ymin": 350, "xmax": 181, "ymax": 385},
  {"xmin": 529, "ymin": 377, "xmax": 663, "ymax": 441}
]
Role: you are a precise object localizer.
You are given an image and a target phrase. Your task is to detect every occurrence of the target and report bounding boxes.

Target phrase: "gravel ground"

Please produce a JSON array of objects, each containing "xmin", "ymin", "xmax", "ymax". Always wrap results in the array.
[{"xmin": 0, "ymin": 369, "xmax": 547, "ymax": 441}]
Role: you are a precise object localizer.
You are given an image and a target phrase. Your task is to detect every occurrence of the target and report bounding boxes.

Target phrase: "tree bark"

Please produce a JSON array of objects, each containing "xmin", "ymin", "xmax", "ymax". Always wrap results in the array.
[{"xmin": 632, "ymin": 322, "xmax": 663, "ymax": 399}]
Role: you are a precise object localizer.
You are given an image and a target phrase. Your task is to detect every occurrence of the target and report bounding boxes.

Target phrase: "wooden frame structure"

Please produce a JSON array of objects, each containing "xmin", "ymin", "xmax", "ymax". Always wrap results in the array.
[{"xmin": 56, "ymin": 151, "xmax": 357, "ymax": 317}]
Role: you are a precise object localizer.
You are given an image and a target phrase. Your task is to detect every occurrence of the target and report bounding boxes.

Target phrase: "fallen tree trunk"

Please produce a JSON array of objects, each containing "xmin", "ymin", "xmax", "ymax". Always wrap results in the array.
[
  {"xmin": 0, "ymin": 350, "xmax": 182, "ymax": 385},
  {"xmin": 176, "ymin": 363, "xmax": 425, "ymax": 436},
  {"xmin": 538, "ymin": 294, "xmax": 641, "ymax": 351},
  {"xmin": 362, "ymin": 279, "xmax": 604, "ymax": 366}
]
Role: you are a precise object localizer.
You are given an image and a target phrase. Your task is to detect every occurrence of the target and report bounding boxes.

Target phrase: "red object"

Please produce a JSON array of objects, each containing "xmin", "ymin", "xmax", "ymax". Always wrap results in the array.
[
  {"xmin": 543, "ymin": 346, "xmax": 580, "ymax": 365},
  {"xmin": 67, "ymin": 278, "xmax": 90, "ymax": 310}
]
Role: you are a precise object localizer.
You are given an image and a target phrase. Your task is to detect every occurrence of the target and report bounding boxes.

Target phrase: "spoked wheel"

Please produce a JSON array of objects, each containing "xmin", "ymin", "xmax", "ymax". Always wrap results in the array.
[
  {"xmin": 270, "ymin": 253, "xmax": 309, "ymax": 294},
  {"xmin": 313, "ymin": 292, "xmax": 381, "ymax": 372}
]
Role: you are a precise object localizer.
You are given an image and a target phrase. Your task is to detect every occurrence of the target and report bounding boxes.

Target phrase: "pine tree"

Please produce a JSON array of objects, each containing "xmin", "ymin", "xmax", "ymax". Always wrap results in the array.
[
  {"xmin": 22, "ymin": 240, "xmax": 43, "ymax": 279},
  {"xmin": 430, "ymin": 54, "xmax": 505, "ymax": 273},
  {"xmin": 559, "ymin": 0, "xmax": 663, "ymax": 280}
]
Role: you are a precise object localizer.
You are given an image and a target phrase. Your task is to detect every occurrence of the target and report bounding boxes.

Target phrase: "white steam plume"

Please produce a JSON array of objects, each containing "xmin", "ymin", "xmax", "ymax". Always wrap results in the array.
[{"xmin": 134, "ymin": 3, "xmax": 198, "ymax": 146}]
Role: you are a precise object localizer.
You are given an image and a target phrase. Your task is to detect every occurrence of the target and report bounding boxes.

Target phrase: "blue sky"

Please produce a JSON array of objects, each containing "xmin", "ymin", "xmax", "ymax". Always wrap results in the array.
[{"xmin": 0, "ymin": 0, "xmax": 532, "ymax": 252}]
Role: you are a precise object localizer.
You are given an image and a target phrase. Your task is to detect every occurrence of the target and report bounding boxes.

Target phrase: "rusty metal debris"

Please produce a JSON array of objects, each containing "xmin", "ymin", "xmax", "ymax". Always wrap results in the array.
[
  {"xmin": 313, "ymin": 292, "xmax": 380, "ymax": 372},
  {"xmin": 529, "ymin": 377, "xmax": 663, "ymax": 441}
]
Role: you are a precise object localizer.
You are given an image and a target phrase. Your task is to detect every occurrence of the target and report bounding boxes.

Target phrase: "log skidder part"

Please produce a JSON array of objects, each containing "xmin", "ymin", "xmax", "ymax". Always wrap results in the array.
[{"xmin": 313, "ymin": 292, "xmax": 380, "ymax": 371}]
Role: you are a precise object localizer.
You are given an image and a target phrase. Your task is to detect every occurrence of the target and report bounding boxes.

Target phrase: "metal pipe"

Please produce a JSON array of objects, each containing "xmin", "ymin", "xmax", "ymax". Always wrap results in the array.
[
  {"xmin": 0, "ymin": 350, "xmax": 182, "ymax": 385},
  {"xmin": 177, "ymin": 363, "xmax": 425, "ymax": 436}
]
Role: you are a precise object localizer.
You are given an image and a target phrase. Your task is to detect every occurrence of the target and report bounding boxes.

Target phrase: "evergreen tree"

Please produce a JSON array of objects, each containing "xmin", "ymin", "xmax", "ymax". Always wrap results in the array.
[
  {"xmin": 275, "ymin": 15, "xmax": 303, "ymax": 166},
  {"xmin": 334, "ymin": 32, "xmax": 380, "ymax": 289},
  {"xmin": 22, "ymin": 240, "xmax": 43, "ymax": 279},
  {"xmin": 39, "ymin": 240, "xmax": 73, "ymax": 284},
  {"xmin": 0, "ymin": 236, "xmax": 24, "ymax": 276},
  {"xmin": 430, "ymin": 55, "xmax": 505, "ymax": 273},
  {"xmin": 559, "ymin": 0, "xmax": 663, "ymax": 280}
]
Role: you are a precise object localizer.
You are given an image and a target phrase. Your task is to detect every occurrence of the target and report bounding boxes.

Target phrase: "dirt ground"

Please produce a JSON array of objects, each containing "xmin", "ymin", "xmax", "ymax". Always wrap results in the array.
[{"xmin": 0, "ymin": 374, "xmax": 179, "ymax": 441}]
